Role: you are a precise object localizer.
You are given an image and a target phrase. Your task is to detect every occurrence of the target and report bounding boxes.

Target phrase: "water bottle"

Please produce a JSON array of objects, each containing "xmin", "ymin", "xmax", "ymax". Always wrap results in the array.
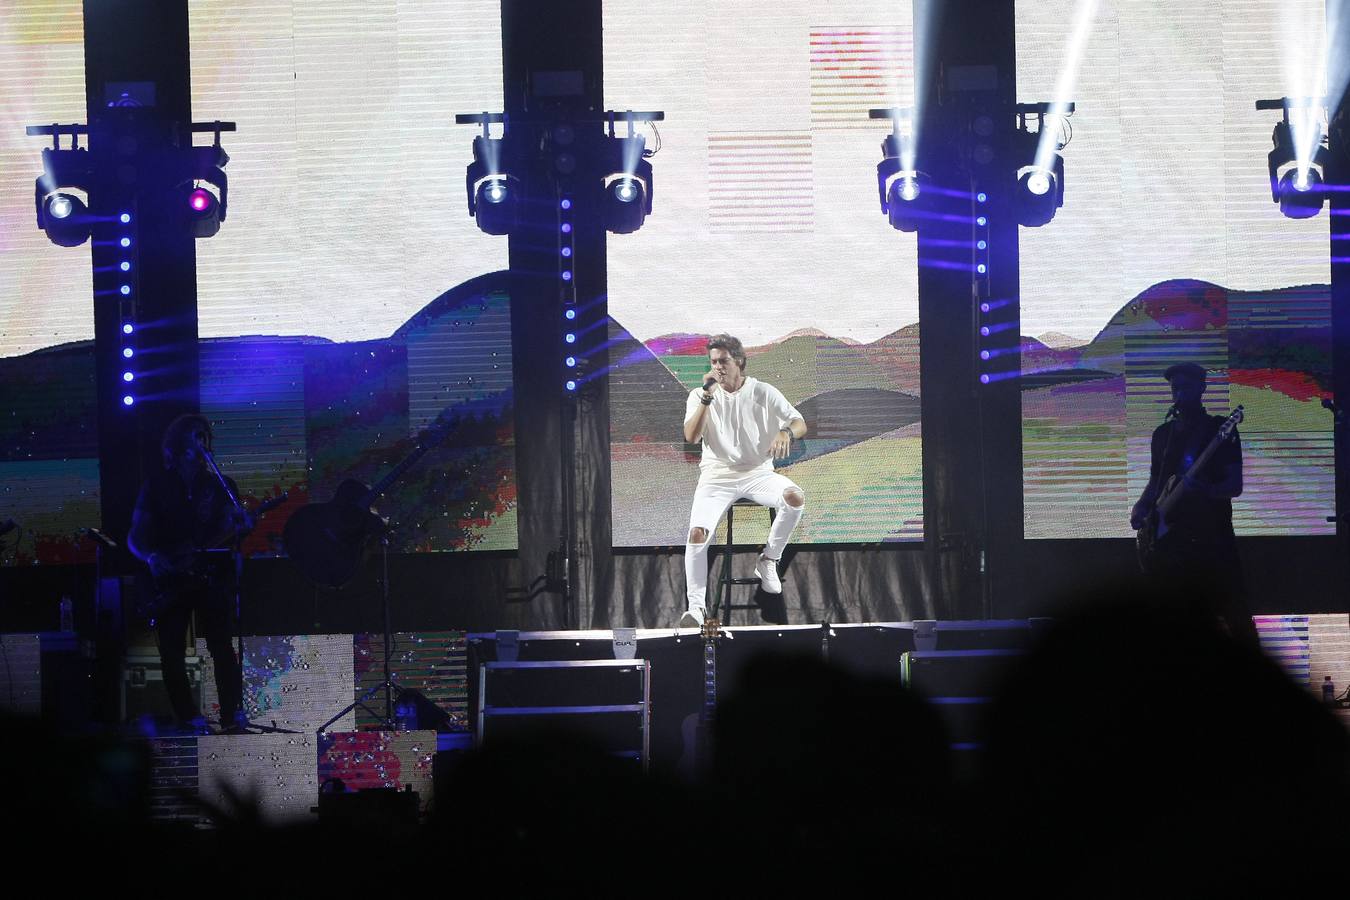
[
  {"xmin": 1322, "ymin": 675, "xmax": 1335, "ymax": 705},
  {"xmin": 59, "ymin": 595, "xmax": 74, "ymax": 632}
]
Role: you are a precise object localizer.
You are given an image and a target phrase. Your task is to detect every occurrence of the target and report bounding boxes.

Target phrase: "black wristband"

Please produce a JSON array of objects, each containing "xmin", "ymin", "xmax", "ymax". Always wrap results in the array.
[{"xmin": 700, "ymin": 394, "xmax": 713, "ymax": 405}]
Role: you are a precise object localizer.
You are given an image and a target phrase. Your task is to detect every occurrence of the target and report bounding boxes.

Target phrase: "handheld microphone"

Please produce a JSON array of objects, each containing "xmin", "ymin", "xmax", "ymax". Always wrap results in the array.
[{"xmin": 703, "ymin": 376, "xmax": 717, "ymax": 392}]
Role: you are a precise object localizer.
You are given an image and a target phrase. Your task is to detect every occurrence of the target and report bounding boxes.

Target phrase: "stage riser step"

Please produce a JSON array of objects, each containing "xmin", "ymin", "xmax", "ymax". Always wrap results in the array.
[
  {"xmin": 479, "ymin": 663, "xmax": 650, "ymax": 710},
  {"xmin": 478, "ymin": 661, "xmax": 651, "ymax": 766}
]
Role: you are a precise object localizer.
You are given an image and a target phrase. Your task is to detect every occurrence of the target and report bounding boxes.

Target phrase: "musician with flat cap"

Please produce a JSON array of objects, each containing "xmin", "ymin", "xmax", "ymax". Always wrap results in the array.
[{"xmin": 1130, "ymin": 363, "xmax": 1256, "ymax": 646}]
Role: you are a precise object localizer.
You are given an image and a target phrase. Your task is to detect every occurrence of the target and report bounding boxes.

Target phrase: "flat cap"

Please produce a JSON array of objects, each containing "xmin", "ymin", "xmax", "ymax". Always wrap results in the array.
[{"xmin": 1163, "ymin": 362, "xmax": 1207, "ymax": 383}]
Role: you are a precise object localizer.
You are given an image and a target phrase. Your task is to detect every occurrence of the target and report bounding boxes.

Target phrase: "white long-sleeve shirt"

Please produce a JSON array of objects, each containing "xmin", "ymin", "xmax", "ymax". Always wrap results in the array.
[{"xmin": 683, "ymin": 376, "xmax": 803, "ymax": 483}]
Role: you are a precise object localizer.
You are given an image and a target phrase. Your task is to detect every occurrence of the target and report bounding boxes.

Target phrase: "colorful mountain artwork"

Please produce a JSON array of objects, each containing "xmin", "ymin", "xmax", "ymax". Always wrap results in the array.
[
  {"xmin": 1022, "ymin": 279, "xmax": 1334, "ymax": 539},
  {"xmin": 2, "ymin": 273, "xmax": 1333, "ymax": 561},
  {"xmin": 0, "ymin": 274, "xmax": 518, "ymax": 565}
]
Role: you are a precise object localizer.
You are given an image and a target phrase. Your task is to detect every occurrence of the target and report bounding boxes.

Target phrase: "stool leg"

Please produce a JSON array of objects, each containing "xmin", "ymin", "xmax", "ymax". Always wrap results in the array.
[{"xmin": 712, "ymin": 507, "xmax": 735, "ymax": 623}]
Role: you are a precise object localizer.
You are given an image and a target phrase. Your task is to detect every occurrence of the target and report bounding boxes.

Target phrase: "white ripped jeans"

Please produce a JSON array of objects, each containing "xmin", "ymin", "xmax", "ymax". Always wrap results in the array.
[{"xmin": 684, "ymin": 470, "xmax": 805, "ymax": 610}]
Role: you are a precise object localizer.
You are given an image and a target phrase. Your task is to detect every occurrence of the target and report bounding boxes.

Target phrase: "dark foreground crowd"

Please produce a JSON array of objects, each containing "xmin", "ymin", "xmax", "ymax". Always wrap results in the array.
[{"xmin": 5, "ymin": 581, "xmax": 1347, "ymax": 897}]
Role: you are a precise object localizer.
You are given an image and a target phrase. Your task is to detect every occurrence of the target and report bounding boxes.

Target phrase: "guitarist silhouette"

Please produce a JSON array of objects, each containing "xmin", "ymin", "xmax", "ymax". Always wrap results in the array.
[
  {"xmin": 128, "ymin": 414, "xmax": 253, "ymax": 732},
  {"xmin": 1130, "ymin": 363, "xmax": 1256, "ymax": 647}
]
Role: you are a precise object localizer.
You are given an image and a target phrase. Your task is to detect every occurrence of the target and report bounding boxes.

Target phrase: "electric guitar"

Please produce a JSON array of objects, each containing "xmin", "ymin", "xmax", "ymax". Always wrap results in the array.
[
  {"xmin": 144, "ymin": 491, "xmax": 288, "ymax": 614},
  {"xmin": 283, "ymin": 410, "xmax": 459, "ymax": 588},
  {"xmin": 678, "ymin": 617, "xmax": 723, "ymax": 777},
  {"xmin": 1137, "ymin": 405, "xmax": 1243, "ymax": 566}
]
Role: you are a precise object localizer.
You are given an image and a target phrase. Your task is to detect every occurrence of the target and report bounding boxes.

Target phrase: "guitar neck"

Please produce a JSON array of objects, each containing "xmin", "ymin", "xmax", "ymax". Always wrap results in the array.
[
  {"xmin": 701, "ymin": 638, "xmax": 717, "ymax": 722},
  {"xmin": 360, "ymin": 439, "xmax": 438, "ymax": 508},
  {"xmin": 1182, "ymin": 411, "xmax": 1240, "ymax": 480}
]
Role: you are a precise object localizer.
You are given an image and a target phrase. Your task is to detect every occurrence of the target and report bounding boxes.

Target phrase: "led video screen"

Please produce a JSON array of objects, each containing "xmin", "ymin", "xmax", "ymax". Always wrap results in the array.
[
  {"xmin": 604, "ymin": 0, "xmax": 924, "ymax": 547},
  {"xmin": 0, "ymin": 0, "xmax": 517, "ymax": 563},
  {"xmin": 1017, "ymin": 0, "xmax": 1334, "ymax": 539}
]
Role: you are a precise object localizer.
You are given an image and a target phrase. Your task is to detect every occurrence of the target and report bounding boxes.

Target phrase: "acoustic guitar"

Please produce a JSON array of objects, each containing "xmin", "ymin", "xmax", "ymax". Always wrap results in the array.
[
  {"xmin": 678, "ymin": 617, "xmax": 724, "ymax": 777},
  {"xmin": 283, "ymin": 411, "xmax": 458, "ymax": 588}
]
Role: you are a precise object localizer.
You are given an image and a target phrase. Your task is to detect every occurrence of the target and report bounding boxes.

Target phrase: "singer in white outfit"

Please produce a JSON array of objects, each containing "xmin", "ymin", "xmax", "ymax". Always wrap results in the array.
[{"xmin": 680, "ymin": 334, "xmax": 807, "ymax": 628}]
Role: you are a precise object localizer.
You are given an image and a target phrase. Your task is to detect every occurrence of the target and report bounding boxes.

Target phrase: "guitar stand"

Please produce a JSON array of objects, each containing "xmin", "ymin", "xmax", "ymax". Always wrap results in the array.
[{"xmin": 318, "ymin": 533, "xmax": 401, "ymax": 734}]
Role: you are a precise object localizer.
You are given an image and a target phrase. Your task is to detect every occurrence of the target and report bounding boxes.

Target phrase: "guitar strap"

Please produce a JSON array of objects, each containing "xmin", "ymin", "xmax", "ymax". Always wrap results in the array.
[
  {"xmin": 1160, "ymin": 413, "xmax": 1215, "ymax": 488},
  {"xmin": 1154, "ymin": 414, "xmax": 1181, "ymax": 496}
]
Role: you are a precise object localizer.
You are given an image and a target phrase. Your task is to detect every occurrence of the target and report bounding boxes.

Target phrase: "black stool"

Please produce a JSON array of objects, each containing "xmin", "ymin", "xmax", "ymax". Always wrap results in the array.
[{"xmin": 709, "ymin": 499, "xmax": 775, "ymax": 626}]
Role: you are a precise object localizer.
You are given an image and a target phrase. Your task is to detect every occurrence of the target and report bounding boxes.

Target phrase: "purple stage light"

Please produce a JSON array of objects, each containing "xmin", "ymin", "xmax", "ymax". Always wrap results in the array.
[
  {"xmin": 565, "ymin": 333, "xmax": 576, "ymax": 343},
  {"xmin": 120, "ymin": 285, "xmax": 131, "ymax": 295},
  {"xmin": 560, "ymin": 198, "xmax": 572, "ymax": 210},
  {"xmin": 980, "ymin": 302, "xmax": 990, "ymax": 313},
  {"xmin": 119, "ymin": 212, "xmax": 132, "ymax": 224},
  {"xmin": 122, "ymin": 371, "xmax": 134, "ymax": 382},
  {"xmin": 566, "ymin": 356, "xmax": 577, "ymax": 367},
  {"xmin": 122, "ymin": 347, "xmax": 134, "ymax": 358},
  {"xmin": 120, "ymin": 237, "xmax": 132, "ymax": 248},
  {"xmin": 189, "ymin": 189, "xmax": 212, "ymax": 212},
  {"xmin": 980, "ymin": 326, "xmax": 991, "ymax": 336},
  {"xmin": 120, "ymin": 261, "xmax": 131, "ymax": 272},
  {"xmin": 979, "ymin": 374, "xmax": 990, "ymax": 384},
  {"xmin": 562, "ymin": 270, "xmax": 572, "ymax": 281},
  {"xmin": 122, "ymin": 323, "xmax": 134, "ymax": 334},
  {"xmin": 977, "ymin": 264, "xmax": 987, "ymax": 274},
  {"xmin": 565, "ymin": 309, "xmax": 576, "ymax": 319},
  {"xmin": 976, "ymin": 216, "xmax": 987, "ymax": 226},
  {"xmin": 122, "ymin": 395, "xmax": 135, "ymax": 406},
  {"xmin": 980, "ymin": 350, "xmax": 991, "ymax": 360},
  {"xmin": 977, "ymin": 192, "xmax": 987, "ymax": 203},
  {"xmin": 977, "ymin": 240, "xmax": 987, "ymax": 250},
  {"xmin": 562, "ymin": 247, "xmax": 573, "ymax": 257},
  {"xmin": 566, "ymin": 380, "xmax": 577, "ymax": 391},
  {"xmin": 561, "ymin": 223, "xmax": 572, "ymax": 233}
]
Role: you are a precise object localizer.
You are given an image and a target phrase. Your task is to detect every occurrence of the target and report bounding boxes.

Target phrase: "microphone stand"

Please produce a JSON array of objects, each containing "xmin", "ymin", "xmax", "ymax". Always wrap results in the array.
[
  {"xmin": 317, "ymin": 528, "xmax": 399, "ymax": 734},
  {"xmin": 197, "ymin": 444, "xmax": 296, "ymax": 735},
  {"xmin": 199, "ymin": 441, "xmax": 246, "ymax": 662}
]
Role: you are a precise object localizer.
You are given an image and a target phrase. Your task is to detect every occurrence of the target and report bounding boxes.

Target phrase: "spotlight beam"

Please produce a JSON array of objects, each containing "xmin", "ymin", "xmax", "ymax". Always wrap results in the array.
[
  {"xmin": 455, "ymin": 112, "xmax": 508, "ymax": 174},
  {"xmin": 1281, "ymin": 0, "xmax": 1331, "ymax": 181},
  {"xmin": 605, "ymin": 110, "xmax": 665, "ymax": 178},
  {"xmin": 1034, "ymin": 0, "xmax": 1097, "ymax": 175}
]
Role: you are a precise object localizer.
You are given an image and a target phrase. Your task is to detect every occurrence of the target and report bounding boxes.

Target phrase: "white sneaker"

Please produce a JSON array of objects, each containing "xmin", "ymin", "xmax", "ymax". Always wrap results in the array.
[
  {"xmin": 679, "ymin": 606, "xmax": 706, "ymax": 628},
  {"xmin": 755, "ymin": 555, "xmax": 783, "ymax": 594}
]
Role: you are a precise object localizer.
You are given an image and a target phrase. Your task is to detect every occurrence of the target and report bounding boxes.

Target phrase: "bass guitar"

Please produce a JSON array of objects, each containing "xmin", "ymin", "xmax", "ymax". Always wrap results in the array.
[{"xmin": 1137, "ymin": 405, "xmax": 1243, "ymax": 567}]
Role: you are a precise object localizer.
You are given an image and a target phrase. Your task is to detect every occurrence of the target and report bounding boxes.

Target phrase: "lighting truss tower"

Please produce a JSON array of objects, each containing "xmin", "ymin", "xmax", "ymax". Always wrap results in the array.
[{"xmin": 25, "ymin": 1, "xmax": 235, "ymax": 546}]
